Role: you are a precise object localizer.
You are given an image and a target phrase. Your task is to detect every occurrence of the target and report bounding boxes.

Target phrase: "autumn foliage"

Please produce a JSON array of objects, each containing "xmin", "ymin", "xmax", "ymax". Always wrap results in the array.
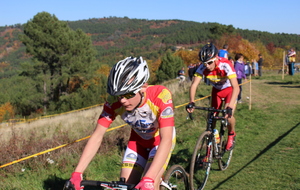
[{"xmin": 0, "ymin": 102, "xmax": 14, "ymax": 122}]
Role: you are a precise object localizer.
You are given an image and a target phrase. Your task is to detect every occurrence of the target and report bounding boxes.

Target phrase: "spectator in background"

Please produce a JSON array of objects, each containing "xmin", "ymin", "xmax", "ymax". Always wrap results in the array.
[
  {"xmin": 177, "ymin": 67, "xmax": 186, "ymax": 82},
  {"xmin": 244, "ymin": 61, "xmax": 251, "ymax": 78},
  {"xmin": 218, "ymin": 44, "xmax": 229, "ymax": 59},
  {"xmin": 234, "ymin": 53, "xmax": 247, "ymax": 103},
  {"xmin": 287, "ymin": 48, "xmax": 296, "ymax": 76},
  {"xmin": 251, "ymin": 59, "xmax": 258, "ymax": 76},
  {"xmin": 193, "ymin": 62, "xmax": 201, "ymax": 75},
  {"xmin": 257, "ymin": 54, "xmax": 263, "ymax": 77},
  {"xmin": 187, "ymin": 63, "xmax": 195, "ymax": 81}
]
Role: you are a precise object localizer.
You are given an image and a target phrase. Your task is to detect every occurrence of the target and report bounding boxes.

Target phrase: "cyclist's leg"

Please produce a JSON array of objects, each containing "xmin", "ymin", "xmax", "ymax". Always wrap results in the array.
[
  {"xmin": 143, "ymin": 147, "xmax": 166, "ymax": 190},
  {"xmin": 211, "ymin": 87, "xmax": 223, "ymax": 128},
  {"xmin": 120, "ymin": 141, "xmax": 148, "ymax": 185},
  {"xmin": 223, "ymin": 88, "xmax": 237, "ymax": 150},
  {"xmin": 212, "ymin": 87, "xmax": 236, "ymax": 150},
  {"xmin": 144, "ymin": 130, "xmax": 176, "ymax": 189}
]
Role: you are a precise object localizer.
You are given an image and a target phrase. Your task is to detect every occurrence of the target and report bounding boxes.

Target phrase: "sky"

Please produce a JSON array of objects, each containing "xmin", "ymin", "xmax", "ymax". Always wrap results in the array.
[{"xmin": 2, "ymin": 0, "xmax": 299, "ymax": 35}]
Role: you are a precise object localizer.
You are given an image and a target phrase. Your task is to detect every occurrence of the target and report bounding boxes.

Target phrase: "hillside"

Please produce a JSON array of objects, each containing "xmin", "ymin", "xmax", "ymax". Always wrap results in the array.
[
  {"xmin": 1, "ymin": 16, "xmax": 300, "ymax": 74},
  {"xmin": 1, "ymin": 15, "xmax": 300, "ymax": 121}
]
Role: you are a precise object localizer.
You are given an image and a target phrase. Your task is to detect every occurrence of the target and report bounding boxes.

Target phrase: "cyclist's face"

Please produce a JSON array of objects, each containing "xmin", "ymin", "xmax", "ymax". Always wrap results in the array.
[
  {"xmin": 118, "ymin": 92, "xmax": 142, "ymax": 111},
  {"xmin": 204, "ymin": 58, "xmax": 217, "ymax": 71}
]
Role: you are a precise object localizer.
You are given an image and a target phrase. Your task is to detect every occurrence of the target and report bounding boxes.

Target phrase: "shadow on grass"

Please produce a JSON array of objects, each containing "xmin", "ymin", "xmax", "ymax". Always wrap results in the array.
[
  {"xmin": 266, "ymin": 81, "xmax": 294, "ymax": 85},
  {"xmin": 43, "ymin": 174, "xmax": 67, "ymax": 190},
  {"xmin": 280, "ymin": 85, "xmax": 300, "ymax": 88},
  {"xmin": 265, "ymin": 81, "xmax": 300, "ymax": 88},
  {"xmin": 212, "ymin": 122, "xmax": 300, "ymax": 190}
]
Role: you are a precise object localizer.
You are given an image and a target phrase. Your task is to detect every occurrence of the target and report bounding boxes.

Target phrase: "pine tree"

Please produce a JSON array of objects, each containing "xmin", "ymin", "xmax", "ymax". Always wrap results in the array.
[{"xmin": 20, "ymin": 12, "xmax": 97, "ymax": 114}]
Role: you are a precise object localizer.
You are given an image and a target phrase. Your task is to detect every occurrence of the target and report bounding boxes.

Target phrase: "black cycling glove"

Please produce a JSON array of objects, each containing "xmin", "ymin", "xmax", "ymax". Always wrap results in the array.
[
  {"xmin": 225, "ymin": 107, "xmax": 233, "ymax": 118},
  {"xmin": 186, "ymin": 102, "xmax": 195, "ymax": 111}
]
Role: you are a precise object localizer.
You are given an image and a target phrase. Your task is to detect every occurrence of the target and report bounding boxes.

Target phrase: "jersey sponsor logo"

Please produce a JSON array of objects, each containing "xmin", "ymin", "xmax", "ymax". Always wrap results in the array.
[
  {"xmin": 161, "ymin": 106, "xmax": 174, "ymax": 118},
  {"xmin": 125, "ymin": 153, "xmax": 137, "ymax": 161},
  {"xmin": 127, "ymin": 119, "xmax": 155, "ymax": 133},
  {"xmin": 122, "ymin": 162, "xmax": 144, "ymax": 173},
  {"xmin": 158, "ymin": 89, "xmax": 172, "ymax": 104}
]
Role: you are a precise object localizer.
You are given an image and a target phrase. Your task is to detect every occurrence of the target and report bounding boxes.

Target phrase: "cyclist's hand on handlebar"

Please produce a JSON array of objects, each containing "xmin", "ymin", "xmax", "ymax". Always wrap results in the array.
[
  {"xmin": 69, "ymin": 172, "xmax": 83, "ymax": 190},
  {"xmin": 135, "ymin": 177, "xmax": 154, "ymax": 190},
  {"xmin": 186, "ymin": 102, "xmax": 195, "ymax": 113},
  {"xmin": 225, "ymin": 106, "xmax": 233, "ymax": 118}
]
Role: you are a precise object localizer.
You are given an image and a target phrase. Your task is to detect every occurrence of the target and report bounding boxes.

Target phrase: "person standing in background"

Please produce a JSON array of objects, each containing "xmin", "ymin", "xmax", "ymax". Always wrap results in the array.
[
  {"xmin": 234, "ymin": 53, "xmax": 247, "ymax": 103},
  {"xmin": 188, "ymin": 63, "xmax": 195, "ymax": 81},
  {"xmin": 218, "ymin": 44, "xmax": 229, "ymax": 59},
  {"xmin": 251, "ymin": 59, "xmax": 258, "ymax": 76},
  {"xmin": 257, "ymin": 54, "xmax": 263, "ymax": 77},
  {"xmin": 287, "ymin": 48, "xmax": 296, "ymax": 76},
  {"xmin": 244, "ymin": 61, "xmax": 251, "ymax": 79},
  {"xmin": 177, "ymin": 67, "xmax": 186, "ymax": 82}
]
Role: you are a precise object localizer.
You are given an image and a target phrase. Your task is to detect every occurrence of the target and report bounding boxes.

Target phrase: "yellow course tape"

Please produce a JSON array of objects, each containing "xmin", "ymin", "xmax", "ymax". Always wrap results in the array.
[{"xmin": 0, "ymin": 81, "xmax": 250, "ymax": 169}]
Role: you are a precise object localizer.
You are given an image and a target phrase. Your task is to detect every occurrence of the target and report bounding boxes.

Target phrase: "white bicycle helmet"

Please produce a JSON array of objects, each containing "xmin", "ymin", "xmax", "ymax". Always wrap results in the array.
[{"xmin": 107, "ymin": 56, "xmax": 150, "ymax": 96}]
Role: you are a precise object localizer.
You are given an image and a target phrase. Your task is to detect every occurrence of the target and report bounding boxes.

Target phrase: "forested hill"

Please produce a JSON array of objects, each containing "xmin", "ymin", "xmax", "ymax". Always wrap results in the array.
[
  {"xmin": 1, "ymin": 16, "xmax": 300, "ymax": 72},
  {"xmin": 0, "ymin": 15, "xmax": 299, "ymax": 120}
]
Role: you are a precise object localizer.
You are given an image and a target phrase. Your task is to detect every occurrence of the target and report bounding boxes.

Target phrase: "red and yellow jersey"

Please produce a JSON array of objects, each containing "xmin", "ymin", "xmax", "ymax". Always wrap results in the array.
[
  {"xmin": 98, "ymin": 85, "xmax": 175, "ymax": 140},
  {"xmin": 195, "ymin": 57, "xmax": 237, "ymax": 90}
]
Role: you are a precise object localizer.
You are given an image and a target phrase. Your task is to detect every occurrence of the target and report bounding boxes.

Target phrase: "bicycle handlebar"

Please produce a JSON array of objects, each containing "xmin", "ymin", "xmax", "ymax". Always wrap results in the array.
[
  {"xmin": 81, "ymin": 180, "xmax": 138, "ymax": 190},
  {"xmin": 187, "ymin": 106, "xmax": 227, "ymax": 120},
  {"xmin": 63, "ymin": 180, "xmax": 138, "ymax": 190}
]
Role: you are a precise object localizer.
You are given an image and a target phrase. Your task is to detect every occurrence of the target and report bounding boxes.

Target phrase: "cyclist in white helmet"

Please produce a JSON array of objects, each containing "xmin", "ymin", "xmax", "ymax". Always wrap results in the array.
[{"xmin": 67, "ymin": 56, "xmax": 176, "ymax": 190}]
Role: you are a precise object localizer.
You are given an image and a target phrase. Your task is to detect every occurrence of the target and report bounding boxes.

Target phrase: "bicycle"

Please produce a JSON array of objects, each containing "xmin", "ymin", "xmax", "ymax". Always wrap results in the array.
[
  {"xmin": 63, "ymin": 164, "xmax": 189, "ymax": 190},
  {"xmin": 187, "ymin": 106, "xmax": 233, "ymax": 190}
]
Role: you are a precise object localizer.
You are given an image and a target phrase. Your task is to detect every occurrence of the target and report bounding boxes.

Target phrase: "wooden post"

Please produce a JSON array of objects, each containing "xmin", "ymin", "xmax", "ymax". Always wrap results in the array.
[
  {"xmin": 282, "ymin": 51, "xmax": 285, "ymax": 80},
  {"xmin": 249, "ymin": 72, "xmax": 252, "ymax": 110}
]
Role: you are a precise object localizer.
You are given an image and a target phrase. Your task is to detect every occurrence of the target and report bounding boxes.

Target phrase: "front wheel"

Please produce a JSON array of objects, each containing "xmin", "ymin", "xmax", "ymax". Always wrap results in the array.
[
  {"xmin": 189, "ymin": 131, "xmax": 212, "ymax": 190},
  {"xmin": 160, "ymin": 165, "xmax": 189, "ymax": 190},
  {"xmin": 218, "ymin": 129, "xmax": 233, "ymax": 171}
]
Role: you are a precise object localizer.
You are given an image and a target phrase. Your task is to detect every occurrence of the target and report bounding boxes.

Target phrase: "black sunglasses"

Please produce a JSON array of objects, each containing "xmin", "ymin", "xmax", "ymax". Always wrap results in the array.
[{"xmin": 116, "ymin": 92, "xmax": 136, "ymax": 99}]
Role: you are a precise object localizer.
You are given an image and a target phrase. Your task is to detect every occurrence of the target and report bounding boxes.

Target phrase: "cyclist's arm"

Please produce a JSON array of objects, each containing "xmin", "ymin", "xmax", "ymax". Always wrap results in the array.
[
  {"xmin": 74, "ymin": 124, "xmax": 108, "ymax": 173},
  {"xmin": 143, "ymin": 126, "xmax": 174, "ymax": 180},
  {"xmin": 228, "ymin": 77, "xmax": 240, "ymax": 108},
  {"xmin": 189, "ymin": 75, "xmax": 202, "ymax": 103}
]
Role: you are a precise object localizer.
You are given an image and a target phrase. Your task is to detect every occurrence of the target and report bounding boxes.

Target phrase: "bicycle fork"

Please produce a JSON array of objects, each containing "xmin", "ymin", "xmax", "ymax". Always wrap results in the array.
[{"xmin": 207, "ymin": 135, "xmax": 221, "ymax": 162}]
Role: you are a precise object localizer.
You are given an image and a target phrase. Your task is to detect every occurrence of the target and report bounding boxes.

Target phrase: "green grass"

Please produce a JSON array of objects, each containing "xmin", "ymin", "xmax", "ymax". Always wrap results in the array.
[{"xmin": 1, "ymin": 73, "xmax": 300, "ymax": 190}]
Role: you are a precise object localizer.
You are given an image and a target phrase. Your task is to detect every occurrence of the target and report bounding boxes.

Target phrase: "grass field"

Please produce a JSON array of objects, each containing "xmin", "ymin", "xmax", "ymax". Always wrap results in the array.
[{"xmin": 1, "ymin": 72, "xmax": 300, "ymax": 190}]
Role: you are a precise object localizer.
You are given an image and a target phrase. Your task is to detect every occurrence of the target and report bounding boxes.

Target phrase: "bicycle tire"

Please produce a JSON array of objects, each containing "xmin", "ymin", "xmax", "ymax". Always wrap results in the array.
[
  {"xmin": 217, "ymin": 128, "xmax": 233, "ymax": 171},
  {"xmin": 160, "ymin": 164, "xmax": 189, "ymax": 190},
  {"xmin": 189, "ymin": 131, "xmax": 212, "ymax": 190}
]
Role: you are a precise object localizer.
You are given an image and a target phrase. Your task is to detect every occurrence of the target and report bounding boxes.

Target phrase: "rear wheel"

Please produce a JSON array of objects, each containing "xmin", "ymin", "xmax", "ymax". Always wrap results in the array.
[
  {"xmin": 160, "ymin": 164, "xmax": 189, "ymax": 190},
  {"xmin": 218, "ymin": 127, "xmax": 233, "ymax": 171},
  {"xmin": 189, "ymin": 131, "xmax": 212, "ymax": 190}
]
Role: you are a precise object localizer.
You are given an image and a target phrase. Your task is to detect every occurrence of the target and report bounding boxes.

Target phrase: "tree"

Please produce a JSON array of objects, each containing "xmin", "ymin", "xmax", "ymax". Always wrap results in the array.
[
  {"xmin": 20, "ymin": 12, "xmax": 97, "ymax": 114},
  {"xmin": 156, "ymin": 50, "xmax": 184, "ymax": 83}
]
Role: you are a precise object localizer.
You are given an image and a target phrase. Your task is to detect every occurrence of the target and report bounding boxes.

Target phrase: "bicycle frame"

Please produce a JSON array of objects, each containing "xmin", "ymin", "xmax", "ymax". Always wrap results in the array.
[{"xmin": 188, "ymin": 106, "xmax": 231, "ymax": 190}]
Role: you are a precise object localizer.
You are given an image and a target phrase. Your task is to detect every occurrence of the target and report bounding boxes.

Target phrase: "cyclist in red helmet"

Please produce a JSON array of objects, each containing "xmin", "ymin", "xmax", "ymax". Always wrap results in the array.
[{"xmin": 187, "ymin": 43, "xmax": 239, "ymax": 151}]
